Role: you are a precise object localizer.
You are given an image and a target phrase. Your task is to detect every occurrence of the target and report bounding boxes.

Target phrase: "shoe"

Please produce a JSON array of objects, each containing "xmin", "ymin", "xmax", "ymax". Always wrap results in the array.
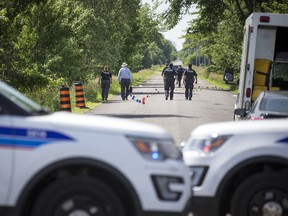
[
  {"xmin": 189, "ymin": 98, "xmax": 192, "ymax": 100},
  {"xmin": 185, "ymin": 98, "xmax": 188, "ymax": 100},
  {"xmin": 170, "ymin": 98, "xmax": 173, "ymax": 100},
  {"xmin": 165, "ymin": 96, "xmax": 168, "ymax": 100},
  {"xmin": 125, "ymin": 97, "xmax": 128, "ymax": 100}
]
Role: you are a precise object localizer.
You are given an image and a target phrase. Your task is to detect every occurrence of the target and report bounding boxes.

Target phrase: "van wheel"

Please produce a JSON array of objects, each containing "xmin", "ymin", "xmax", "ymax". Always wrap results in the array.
[
  {"xmin": 32, "ymin": 177, "xmax": 125, "ymax": 216},
  {"xmin": 231, "ymin": 172, "xmax": 288, "ymax": 216}
]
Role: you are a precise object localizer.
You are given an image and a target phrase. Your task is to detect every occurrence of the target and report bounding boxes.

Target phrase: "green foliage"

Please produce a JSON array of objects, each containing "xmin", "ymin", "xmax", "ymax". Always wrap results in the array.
[
  {"xmin": 82, "ymin": 81, "xmax": 100, "ymax": 102},
  {"xmin": 208, "ymin": 9, "xmax": 243, "ymax": 72},
  {"xmin": 134, "ymin": 4, "xmax": 176, "ymax": 69},
  {"xmin": 23, "ymin": 80, "xmax": 63, "ymax": 112},
  {"xmin": 206, "ymin": 65, "xmax": 221, "ymax": 73},
  {"xmin": 0, "ymin": 0, "xmax": 178, "ymax": 99},
  {"xmin": 262, "ymin": 1, "xmax": 288, "ymax": 13},
  {"xmin": 163, "ymin": 0, "xmax": 288, "ymax": 81}
]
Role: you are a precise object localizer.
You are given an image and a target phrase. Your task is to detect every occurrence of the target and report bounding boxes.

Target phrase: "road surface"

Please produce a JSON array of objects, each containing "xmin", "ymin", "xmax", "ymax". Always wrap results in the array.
[{"xmin": 87, "ymin": 73, "xmax": 236, "ymax": 145}]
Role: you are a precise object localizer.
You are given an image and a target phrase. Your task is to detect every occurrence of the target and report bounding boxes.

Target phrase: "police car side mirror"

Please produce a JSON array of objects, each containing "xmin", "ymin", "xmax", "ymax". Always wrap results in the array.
[{"xmin": 234, "ymin": 108, "xmax": 247, "ymax": 117}]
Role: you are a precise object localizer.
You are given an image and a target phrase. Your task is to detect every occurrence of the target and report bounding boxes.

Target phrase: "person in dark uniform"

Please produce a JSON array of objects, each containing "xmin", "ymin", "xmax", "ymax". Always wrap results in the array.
[
  {"xmin": 99, "ymin": 66, "xmax": 112, "ymax": 101},
  {"xmin": 183, "ymin": 64, "xmax": 198, "ymax": 100},
  {"xmin": 163, "ymin": 63, "xmax": 178, "ymax": 100},
  {"xmin": 161, "ymin": 63, "xmax": 169, "ymax": 91},
  {"xmin": 161, "ymin": 63, "xmax": 169, "ymax": 77},
  {"xmin": 177, "ymin": 65, "xmax": 185, "ymax": 87}
]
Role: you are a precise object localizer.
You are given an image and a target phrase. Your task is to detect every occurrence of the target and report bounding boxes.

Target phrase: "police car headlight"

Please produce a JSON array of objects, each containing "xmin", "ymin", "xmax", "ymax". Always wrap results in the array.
[
  {"xmin": 128, "ymin": 136, "xmax": 182, "ymax": 161},
  {"xmin": 183, "ymin": 134, "xmax": 232, "ymax": 156}
]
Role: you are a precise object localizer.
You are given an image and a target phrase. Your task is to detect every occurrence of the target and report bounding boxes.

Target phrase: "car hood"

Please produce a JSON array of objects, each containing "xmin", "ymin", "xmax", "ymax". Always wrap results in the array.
[
  {"xmin": 260, "ymin": 111, "xmax": 288, "ymax": 118},
  {"xmin": 190, "ymin": 118, "xmax": 288, "ymax": 137},
  {"xmin": 27, "ymin": 112, "xmax": 170, "ymax": 139}
]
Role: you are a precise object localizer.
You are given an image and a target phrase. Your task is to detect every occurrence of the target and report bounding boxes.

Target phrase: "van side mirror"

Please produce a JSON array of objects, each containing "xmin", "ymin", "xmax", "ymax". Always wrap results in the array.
[{"xmin": 223, "ymin": 68, "xmax": 234, "ymax": 84}]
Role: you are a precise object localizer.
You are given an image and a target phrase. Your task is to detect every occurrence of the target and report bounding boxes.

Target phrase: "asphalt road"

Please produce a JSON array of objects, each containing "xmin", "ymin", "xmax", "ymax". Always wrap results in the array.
[{"xmin": 87, "ymin": 73, "xmax": 236, "ymax": 145}]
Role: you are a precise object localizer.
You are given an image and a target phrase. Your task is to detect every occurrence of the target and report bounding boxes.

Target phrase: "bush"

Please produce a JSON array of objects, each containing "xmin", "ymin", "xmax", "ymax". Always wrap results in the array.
[
  {"xmin": 83, "ymin": 80, "xmax": 100, "ymax": 102},
  {"xmin": 24, "ymin": 85, "xmax": 59, "ymax": 112},
  {"xmin": 206, "ymin": 65, "xmax": 222, "ymax": 73}
]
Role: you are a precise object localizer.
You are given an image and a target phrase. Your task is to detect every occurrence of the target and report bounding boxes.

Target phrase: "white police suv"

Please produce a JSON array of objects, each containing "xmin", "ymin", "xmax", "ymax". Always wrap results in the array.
[
  {"xmin": 0, "ymin": 81, "xmax": 192, "ymax": 216},
  {"xmin": 182, "ymin": 119, "xmax": 288, "ymax": 216}
]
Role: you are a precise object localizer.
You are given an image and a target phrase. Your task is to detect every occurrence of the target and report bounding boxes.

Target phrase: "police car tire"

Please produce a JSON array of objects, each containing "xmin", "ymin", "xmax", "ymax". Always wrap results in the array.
[
  {"xmin": 31, "ymin": 176, "xmax": 125, "ymax": 216},
  {"xmin": 231, "ymin": 172, "xmax": 288, "ymax": 216}
]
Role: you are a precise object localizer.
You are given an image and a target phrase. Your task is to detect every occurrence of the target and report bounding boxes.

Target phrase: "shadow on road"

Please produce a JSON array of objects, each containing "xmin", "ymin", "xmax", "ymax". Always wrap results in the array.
[
  {"xmin": 94, "ymin": 113, "xmax": 198, "ymax": 119},
  {"xmin": 131, "ymin": 91, "xmax": 185, "ymax": 95}
]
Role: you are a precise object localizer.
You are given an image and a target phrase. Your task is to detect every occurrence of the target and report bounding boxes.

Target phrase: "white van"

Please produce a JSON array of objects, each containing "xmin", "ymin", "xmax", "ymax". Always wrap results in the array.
[{"xmin": 232, "ymin": 13, "xmax": 288, "ymax": 117}]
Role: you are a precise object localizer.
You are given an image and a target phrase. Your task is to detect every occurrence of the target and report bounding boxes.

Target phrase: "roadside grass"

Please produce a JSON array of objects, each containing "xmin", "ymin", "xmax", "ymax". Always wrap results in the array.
[{"xmin": 193, "ymin": 66, "xmax": 238, "ymax": 93}]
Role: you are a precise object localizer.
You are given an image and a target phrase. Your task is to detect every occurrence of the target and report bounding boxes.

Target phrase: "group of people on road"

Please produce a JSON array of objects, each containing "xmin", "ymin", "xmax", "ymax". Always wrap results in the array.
[
  {"xmin": 162, "ymin": 63, "xmax": 198, "ymax": 100},
  {"xmin": 99, "ymin": 61, "xmax": 197, "ymax": 102}
]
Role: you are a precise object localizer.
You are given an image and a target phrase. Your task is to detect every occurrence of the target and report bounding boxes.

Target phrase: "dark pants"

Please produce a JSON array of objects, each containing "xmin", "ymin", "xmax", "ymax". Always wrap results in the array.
[
  {"xmin": 178, "ymin": 75, "xmax": 183, "ymax": 87},
  {"xmin": 101, "ymin": 80, "xmax": 110, "ymax": 100},
  {"xmin": 120, "ymin": 78, "xmax": 131, "ymax": 100},
  {"xmin": 185, "ymin": 82, "xmax": 194, "ymax": 100},
  {"xmin": 164, "ymin": 79, "xmax": 175, "ymax": 99}
]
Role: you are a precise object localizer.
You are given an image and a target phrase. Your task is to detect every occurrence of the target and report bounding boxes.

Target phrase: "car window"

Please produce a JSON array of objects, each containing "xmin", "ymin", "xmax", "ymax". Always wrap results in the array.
[
  {"xmin": 261, "ymin": 97, "xmax": 288, "ymax": 112},
  {"xmin": 0, "ymin": 96, "xmax": 7, "ymax": 115},
  {"xmin": 0, "ymin": 82, "xmax": 44, "ymax": 114}
]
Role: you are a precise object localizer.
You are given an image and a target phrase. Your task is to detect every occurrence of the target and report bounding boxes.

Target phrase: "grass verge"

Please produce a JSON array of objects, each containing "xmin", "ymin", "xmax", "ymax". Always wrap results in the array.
[{"xmin": 193, "ymin": 66, "xmax": 238, "ymax": 92}]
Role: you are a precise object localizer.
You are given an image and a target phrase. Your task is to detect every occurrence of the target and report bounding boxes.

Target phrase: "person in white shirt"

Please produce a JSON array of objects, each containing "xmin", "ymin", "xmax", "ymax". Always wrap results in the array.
[{"xmin": 118, "ymin": 62, "xmax": 132, "ymax": 101}]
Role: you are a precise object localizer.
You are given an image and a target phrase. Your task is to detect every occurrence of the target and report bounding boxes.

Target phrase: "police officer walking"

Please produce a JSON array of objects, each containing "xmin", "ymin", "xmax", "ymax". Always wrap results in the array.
[
  {"xmin": 177, "ymin": 65, "xmax": 185, "ymax": 87},
  {"xmin": 161, "ymin": 63, "xmax": 169, "ymax": 77},
  {"xmin": 183, "ymin": 64, "xmax": 198, "ymax": 100},
  {"xmin": 99, "ymin": 65, "xmax": 112, "ymax": 101},
  {"xmin": 118, "ymin": 62, "xmax": 132, "ymax": 101},
  {"xmin": 163, "ymin": 63, "xmax": 178, "ymax": 100}
]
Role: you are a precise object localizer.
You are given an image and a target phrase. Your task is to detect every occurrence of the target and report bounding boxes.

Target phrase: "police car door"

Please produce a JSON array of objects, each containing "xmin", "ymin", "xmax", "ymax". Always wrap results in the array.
[{"xmin": 0, "ymin": 95, "xmax": 14, "ymax": 206}]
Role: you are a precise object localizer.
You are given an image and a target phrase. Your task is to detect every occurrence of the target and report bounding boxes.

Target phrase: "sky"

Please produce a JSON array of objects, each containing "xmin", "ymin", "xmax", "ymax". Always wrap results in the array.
[{"xmin": 141, "ymin": 0, "xmax": 197, "ymax": 51}]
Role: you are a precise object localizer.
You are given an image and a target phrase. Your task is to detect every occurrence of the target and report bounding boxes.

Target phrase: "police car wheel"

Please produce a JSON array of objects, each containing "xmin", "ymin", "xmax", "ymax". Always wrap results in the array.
[
  {"xmin": 231, "ymin": 172, "xmax": 288, "ymax": 216},
  {"xmin": 32, "ymin": 177, "xmax": 125, "ymax": 216}
]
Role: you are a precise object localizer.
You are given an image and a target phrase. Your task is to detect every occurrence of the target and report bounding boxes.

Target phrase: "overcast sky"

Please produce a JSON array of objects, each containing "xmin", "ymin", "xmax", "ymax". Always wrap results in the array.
[{"xmin": 141, "ymin": 0, "xmax": 197, "ymax": 51}]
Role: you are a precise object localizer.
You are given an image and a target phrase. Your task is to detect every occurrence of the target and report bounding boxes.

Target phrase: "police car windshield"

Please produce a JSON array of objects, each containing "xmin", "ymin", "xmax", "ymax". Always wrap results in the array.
[{"xmin": 0, "ymin": 81, "xmax": 46, "ymax": 114}]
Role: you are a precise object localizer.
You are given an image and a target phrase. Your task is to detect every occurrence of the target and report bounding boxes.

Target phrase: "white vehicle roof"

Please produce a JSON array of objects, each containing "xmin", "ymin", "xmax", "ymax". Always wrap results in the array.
[
  {"xmin": 190, "ymin": 118, "xmax": 288, "ymax": 137},
  {"xmin": 31, "ymin": 112, "xmax": 170, "ymax": 138},
  {"xmin": 247, "ymin": 12, "xmax": 288, "ymax": 27}
]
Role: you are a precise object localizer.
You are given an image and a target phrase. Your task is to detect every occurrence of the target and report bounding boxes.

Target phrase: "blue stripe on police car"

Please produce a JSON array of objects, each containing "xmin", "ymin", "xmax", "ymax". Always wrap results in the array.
[{"xmin": 0, "ymin": 126, "xmax": 74, "ymax": 148}]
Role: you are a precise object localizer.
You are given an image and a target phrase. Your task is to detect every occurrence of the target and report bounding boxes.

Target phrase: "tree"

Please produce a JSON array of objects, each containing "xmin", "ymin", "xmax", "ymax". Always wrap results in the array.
[
  {"xmin": 0, "ymin": 0, "xmax": 178, "ymax": 92},
  {"xmin": 164, "ymin": 0, "xmax": 288, "ymax": 75},
  {"xmin": 133, "ymin": 3, "xmax": 177, "ymax": 68}
]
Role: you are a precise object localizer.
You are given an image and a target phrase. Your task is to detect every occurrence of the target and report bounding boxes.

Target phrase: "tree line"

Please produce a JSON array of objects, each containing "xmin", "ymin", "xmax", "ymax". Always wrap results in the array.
[
  {"xmin": 0, "ymin": 0, "xmax": 177, "ymax": 91},
  {"xmin": 166, "ymin": 0, "xmax": 288, "ymax": 75},
  {"xmin": 3, "ymin": 0, "xmax": 288, "ymax": 95}
]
